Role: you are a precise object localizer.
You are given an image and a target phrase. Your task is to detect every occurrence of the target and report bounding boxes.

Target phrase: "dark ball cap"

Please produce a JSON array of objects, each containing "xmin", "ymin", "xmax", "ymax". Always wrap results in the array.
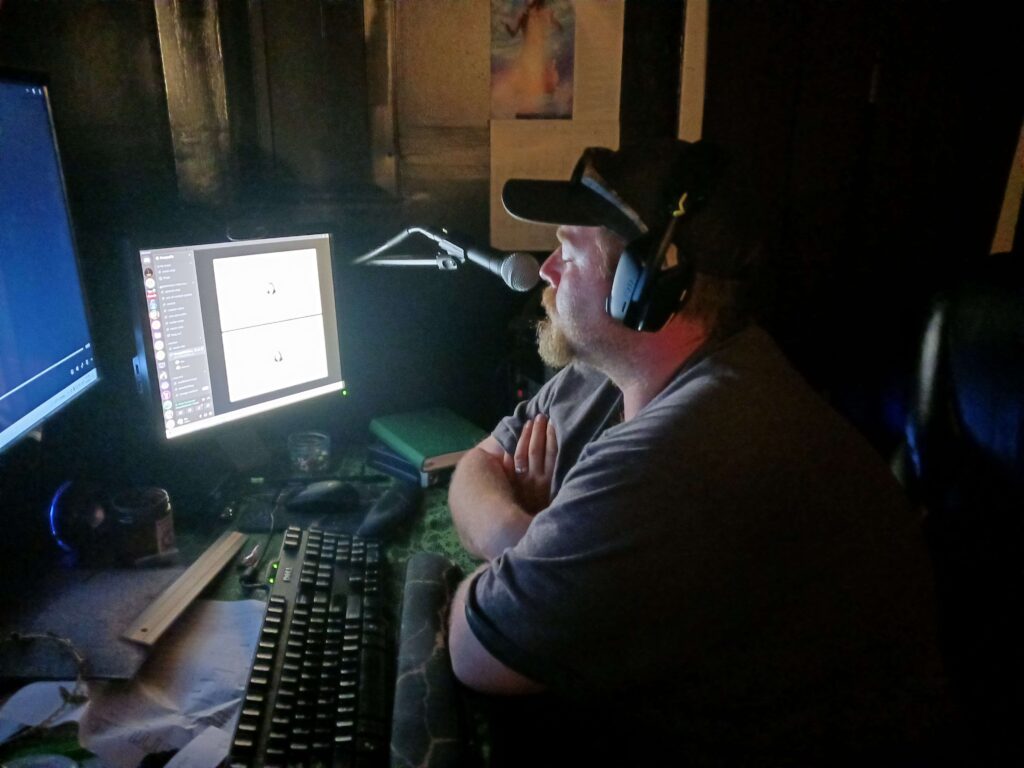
[{"xmin": 502, "ymin": 138, "xmax": 761, "ymax": 278}]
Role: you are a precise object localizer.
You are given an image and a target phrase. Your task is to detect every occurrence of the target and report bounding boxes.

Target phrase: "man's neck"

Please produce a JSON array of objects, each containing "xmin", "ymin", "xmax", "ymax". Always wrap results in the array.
[{"xmin": 603, "ymin": 317, "xmax": 710, "ymax": 420}]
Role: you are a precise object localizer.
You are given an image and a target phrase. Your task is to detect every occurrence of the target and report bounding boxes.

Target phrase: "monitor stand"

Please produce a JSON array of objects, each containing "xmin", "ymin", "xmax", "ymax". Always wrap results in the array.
[{"xmin": 215, "ymin": 423, "xmax": 273, "ymax": 474}]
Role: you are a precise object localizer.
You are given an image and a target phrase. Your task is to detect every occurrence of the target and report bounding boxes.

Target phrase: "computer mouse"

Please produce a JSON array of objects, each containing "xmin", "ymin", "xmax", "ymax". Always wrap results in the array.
[{"xmin": 285, "ymin": 480, "xmax": 359, "ymax": 513}]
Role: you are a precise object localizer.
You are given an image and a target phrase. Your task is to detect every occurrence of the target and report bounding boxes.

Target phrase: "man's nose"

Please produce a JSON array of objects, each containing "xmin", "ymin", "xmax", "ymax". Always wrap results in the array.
[{"xmin": 539, "ymin": 248, "xmax": 562, "ymax": 286}]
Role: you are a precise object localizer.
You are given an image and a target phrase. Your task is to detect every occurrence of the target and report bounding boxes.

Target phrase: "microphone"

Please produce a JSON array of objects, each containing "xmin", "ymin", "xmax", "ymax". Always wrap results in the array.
[
  {"xmin": 353, "ymin": 226, "xmax": 542, "ymax": 292},
  {"xmin": 435, "ymin": 229, "xmax": 540, "ymax": 292},
  {"xmin": 464, "ymin": 242, "xmax": 541, "ymax": 292}
]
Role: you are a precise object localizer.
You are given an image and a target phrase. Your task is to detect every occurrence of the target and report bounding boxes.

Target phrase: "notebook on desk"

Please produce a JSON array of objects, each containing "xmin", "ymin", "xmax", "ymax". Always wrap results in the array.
[{"xmin": 368, "ymin": 407, "xmax": 487, "ymax": 479}]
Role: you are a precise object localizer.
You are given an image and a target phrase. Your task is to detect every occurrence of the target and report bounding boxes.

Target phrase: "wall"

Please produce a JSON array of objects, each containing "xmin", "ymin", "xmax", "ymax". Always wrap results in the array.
[
  {"xmin": 0, "ymin": 0, "xmax": 530, "ymax": 484},
  {"xmin": 1, "ymin": 0, "xmax": 1021, "ymax": 473},
  {"xmin": 701, "ymin": 0, "xmax": 1023, "ymax": 448},
  {"xmin": 394, "ymin": 0, "xmax": 491, "ymax": 228}
]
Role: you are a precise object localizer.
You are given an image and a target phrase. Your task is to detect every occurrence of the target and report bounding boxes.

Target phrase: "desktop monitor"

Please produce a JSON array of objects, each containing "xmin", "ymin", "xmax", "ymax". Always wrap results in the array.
[
  {"xmin": 132, "ymin": 233, "xmax": 346, "ymax": 442},
  {"xmin": 0, "ymin": 71, "xmax": 99, "ymax": 455}
]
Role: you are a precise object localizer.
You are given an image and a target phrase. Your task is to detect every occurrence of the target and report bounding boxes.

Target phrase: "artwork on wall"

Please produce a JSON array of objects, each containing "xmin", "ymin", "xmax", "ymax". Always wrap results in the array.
[
  {"xmin": 490, "ymin": 0, "xmax": 576, "ymax": 119},
  {"xmin": 489, "ymin": 0, "xmax": 624, "ymax": 250}
]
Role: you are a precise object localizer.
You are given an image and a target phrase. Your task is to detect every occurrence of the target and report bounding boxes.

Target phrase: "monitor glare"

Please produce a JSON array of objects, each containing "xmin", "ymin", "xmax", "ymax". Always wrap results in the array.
[
  {"xmin": 0, "ymin": 73, "xmax": 99, "ymax": 455},
  {"xmin": 135, "ymin": 233, "xmax": 345, "ymax": 440}
]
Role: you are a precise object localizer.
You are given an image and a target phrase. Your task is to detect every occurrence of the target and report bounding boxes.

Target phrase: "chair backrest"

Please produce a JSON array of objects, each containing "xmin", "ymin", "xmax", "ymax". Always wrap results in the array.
[{"xmin": 903, "ymin": 253, "xmax": 1023, "ymax": 761}]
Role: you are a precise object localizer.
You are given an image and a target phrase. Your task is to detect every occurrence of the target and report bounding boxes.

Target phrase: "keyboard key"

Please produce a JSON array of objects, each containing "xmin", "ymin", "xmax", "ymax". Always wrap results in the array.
[{"xmin": 230, "ymin": 525, "xmax": 387, "ymax": 766}]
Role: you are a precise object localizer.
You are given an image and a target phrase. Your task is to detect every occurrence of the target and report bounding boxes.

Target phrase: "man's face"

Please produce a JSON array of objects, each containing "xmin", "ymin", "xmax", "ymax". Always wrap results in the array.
[{"xmin": 536, "ymin": 225, "xmax": 626, "ymax": 368}]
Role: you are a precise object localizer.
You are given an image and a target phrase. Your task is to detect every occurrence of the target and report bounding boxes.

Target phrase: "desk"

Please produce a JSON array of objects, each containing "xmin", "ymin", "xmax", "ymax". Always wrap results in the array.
[
  {"xmin": 390, "ymin": 484, "xmax": 480, "ymax": 579},
  {"xmin": 0, "ymin": 450, "xmax": 484, "ymax": 767}
]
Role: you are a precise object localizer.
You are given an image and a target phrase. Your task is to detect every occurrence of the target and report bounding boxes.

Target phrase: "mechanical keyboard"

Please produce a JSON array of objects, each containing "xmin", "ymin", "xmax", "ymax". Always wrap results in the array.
[{"xmin": 229, "ymin": 525, "xmax": 389, "ymax": 767}]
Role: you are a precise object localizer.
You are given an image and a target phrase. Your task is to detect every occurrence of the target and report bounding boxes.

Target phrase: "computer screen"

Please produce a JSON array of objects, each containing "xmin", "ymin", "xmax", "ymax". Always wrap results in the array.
[
  {"xmin": 134, "ymin": 233, "xmax": 346, "ymax": 440},
  {"xmin": 0, "ymin": 72, "xmax": 99, "ymax": 455}
]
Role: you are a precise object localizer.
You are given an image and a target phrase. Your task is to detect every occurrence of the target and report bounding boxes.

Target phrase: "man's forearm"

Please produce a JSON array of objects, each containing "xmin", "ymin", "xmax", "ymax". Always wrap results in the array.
[{"xmin": 449, "ymin": 444, "xmax": 533, "ymax": 561}]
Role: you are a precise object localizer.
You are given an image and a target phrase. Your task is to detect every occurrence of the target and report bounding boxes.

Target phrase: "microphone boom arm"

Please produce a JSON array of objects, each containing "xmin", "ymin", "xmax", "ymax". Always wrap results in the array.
[
  {"xmin": 351, "ymin": 227, "xmax": 468, "ymax": 271},
  {"xmin": 353, "ymin": 226, "xmax": 540, "ymax": 291}
]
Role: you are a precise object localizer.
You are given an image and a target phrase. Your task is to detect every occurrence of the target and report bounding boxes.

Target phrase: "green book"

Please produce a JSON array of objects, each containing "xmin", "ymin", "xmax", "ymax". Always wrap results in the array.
[{"xmin": 368, "ymin": 407, "xmax": 487, "ymax": 473}]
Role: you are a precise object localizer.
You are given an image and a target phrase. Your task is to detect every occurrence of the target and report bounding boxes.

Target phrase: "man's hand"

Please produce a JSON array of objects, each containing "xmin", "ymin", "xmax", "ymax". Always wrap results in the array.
[
  {"xmin": 507, "ymin": 414, "xmax": 558, "ymax": 514},
  {"xmin": 449, "ymin": 436, "xmax": 534, "ymax": 561}
]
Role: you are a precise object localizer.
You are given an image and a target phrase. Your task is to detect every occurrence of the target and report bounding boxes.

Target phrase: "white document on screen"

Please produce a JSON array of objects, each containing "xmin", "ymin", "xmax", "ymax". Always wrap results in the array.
[{"xmin": 212, "ymin": 249, "xmax": 329, "ymax": 403}]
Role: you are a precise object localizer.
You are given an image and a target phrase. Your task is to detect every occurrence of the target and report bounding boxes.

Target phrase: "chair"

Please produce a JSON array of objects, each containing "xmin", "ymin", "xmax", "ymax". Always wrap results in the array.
[{"xmin": 902, "ymin": 253, "xmax": 1023, "ymax": 762}]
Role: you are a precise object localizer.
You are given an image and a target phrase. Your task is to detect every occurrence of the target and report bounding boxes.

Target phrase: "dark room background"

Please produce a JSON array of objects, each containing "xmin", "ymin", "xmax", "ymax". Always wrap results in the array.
[{"xmin": 1, "ymin": 0, "xmax": 1021, "ymax": 492}]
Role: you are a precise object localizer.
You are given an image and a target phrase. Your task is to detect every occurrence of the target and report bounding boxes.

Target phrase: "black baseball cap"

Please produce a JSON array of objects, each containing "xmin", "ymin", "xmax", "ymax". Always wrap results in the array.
[{"xmin": 502, "ymin": 138, "xmax": 759, "ymax": 278}]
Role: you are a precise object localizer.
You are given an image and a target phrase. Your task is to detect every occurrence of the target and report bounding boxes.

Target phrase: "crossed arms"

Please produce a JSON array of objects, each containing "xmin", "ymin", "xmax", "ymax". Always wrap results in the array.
[{"xmin": 446, "ymin": 416, "xmax": 556, "ymax": 694}]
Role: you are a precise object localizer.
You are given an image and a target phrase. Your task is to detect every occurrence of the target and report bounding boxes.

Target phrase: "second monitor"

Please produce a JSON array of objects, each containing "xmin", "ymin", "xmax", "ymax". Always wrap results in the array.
[{"xmin": 134, "ymin": 233, "xmax": 346, "ymax": 441}]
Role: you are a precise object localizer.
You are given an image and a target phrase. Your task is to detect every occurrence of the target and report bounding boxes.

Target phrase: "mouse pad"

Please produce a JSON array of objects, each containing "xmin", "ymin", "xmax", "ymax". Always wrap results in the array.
[{"xmin": 0, "ymin": 564, "xmax": 186, "ymax": 681}]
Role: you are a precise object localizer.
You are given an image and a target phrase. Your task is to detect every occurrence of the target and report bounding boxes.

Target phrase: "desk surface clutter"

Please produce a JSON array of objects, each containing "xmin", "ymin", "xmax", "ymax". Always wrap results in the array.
[{"xmin": 0, "ymin": 445, "xmax": 483, "ymax": 767}]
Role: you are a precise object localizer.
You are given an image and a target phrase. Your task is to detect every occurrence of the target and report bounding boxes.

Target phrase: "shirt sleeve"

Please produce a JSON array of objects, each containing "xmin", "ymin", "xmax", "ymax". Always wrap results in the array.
[
  {"xmin": 465, "ymin": 426, "xmax": 664, "ymax": 694},
  {"xmin": 490, "ymin": 367, "xmax": 566, "ymax": 454}
]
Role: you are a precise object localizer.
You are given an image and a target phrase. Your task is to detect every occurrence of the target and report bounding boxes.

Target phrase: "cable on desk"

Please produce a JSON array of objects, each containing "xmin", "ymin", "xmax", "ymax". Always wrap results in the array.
[
  {"xmin": 0, "ymin": 632, "xmax": 89, "ymax": 748},
  {"xmin": 236, "ymin": 488, "xmax": 286, "ymax": 591}
]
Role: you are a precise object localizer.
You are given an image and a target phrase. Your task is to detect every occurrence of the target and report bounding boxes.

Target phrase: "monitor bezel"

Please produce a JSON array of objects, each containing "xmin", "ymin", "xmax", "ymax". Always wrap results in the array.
[
  {"xmin": 129, "ymin": 231, "xmax": 347, "ymax": 446},
  {"xmin": 0, "ymin": 67, "xmax": 101, "ymax": 457}
]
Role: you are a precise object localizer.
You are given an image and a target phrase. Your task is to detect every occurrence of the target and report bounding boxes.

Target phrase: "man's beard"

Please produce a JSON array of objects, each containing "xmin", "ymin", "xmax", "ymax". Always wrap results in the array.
[{"xmin": 536, "ymin": 287, "xmax": 575, "ymax": 368}]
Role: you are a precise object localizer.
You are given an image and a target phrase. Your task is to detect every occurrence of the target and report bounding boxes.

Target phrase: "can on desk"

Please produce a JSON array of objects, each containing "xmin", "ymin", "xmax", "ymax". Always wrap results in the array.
[{"xmin": 110, "ymin": 487, "xmax": 176, "ymax": 565}]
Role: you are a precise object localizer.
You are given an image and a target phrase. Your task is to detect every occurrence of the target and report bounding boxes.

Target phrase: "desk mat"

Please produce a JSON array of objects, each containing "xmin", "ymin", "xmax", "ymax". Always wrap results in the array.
[
  {"xmin": 0, "ymin": 565, "xmax": 186, "ymax": 681},
  {"xmin": 389, "ymin": 485, "xmax": 482, "ymax": 577}
]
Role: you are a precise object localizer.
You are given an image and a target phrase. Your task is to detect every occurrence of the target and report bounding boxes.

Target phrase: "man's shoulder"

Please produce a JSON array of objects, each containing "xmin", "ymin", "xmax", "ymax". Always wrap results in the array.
[
  {"xmin": 558, "ymin": 360, "xmax": 609, "ymax": 383},
  {"xmin": 639, "ymin": 325, "xmax": 784, "ymax": 413},
  {"xmin": 684, "ymin": 324, "xmax": 787, "ymax": 379},
  {"xmin": 543, "ymin": 361, "xmax": 613, "ymax": 399}
]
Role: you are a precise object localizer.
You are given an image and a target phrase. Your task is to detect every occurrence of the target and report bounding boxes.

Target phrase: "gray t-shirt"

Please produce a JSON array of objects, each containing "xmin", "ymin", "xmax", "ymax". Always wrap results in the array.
[{"xmin": 467, "ymin": 325, "xmax": 947, "ymax": 761}]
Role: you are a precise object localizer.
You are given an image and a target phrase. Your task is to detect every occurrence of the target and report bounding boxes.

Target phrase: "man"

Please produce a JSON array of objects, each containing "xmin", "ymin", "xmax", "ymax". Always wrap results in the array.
[{"xmin": 447, "ymin": 139, "xmax": 949, "ymax": 765}]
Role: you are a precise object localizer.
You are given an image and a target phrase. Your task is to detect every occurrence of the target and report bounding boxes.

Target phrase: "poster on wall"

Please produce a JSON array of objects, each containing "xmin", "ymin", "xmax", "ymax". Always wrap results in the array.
[
  {"xmin": 490, "ymin": 0, "xmax": 624, "ymax": 250},
  {"xmin": 491, "ymin": 0, "xmax": 576, "ymax": 119}
]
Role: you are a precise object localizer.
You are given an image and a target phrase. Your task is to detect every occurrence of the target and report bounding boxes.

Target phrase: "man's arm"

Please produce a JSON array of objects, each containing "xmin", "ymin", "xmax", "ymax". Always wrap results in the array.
[
  {"xmin": 448, "ymin": 422, "xmax": 559, "ymax": 691},
  {"xmin": 448, "ymin": 436, "xmax": 533, "ymax": 561},
  {"xmin": 448, "ymin": 565, "xmax": 545, "ymax": 694},
  {"xmin": 450, "ymin": 417, "xmax": 558, "ymax": 561}
]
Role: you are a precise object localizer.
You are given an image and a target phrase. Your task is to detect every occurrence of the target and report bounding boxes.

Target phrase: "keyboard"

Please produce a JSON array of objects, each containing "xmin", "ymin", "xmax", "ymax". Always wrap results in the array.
[{"xmin": 229, "ymin": 525, "xmax": 389, "ymax": 767}]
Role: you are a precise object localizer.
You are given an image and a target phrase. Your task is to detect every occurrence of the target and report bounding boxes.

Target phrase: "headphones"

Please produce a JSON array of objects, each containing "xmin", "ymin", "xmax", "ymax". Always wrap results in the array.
[{"xmin": 603, "ymin": 146, "xmax": 720, "ymax": 333}]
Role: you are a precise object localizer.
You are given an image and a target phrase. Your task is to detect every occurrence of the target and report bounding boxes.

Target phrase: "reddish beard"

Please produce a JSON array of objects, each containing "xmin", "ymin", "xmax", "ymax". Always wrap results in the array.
[{"xmin": 536, "ymin": 286, "xmax": 574, "ymax": 368}]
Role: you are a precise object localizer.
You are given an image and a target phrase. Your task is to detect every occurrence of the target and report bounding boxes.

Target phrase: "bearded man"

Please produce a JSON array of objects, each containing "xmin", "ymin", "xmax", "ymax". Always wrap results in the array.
[{"xmin": 445, "ymin": 139, "xmax": 950, "ymax": 766}]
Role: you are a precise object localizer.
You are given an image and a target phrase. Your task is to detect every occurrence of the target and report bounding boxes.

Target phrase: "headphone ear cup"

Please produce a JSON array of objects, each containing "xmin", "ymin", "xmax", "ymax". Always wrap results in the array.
[
  {"xmin": 607, "ymin": 230, "xmax": 694, "ymax": 332},
  {"xmin": 607, "ymin": 236, "xmax": 652, "ymax": 329},
  {"xmin": 606, "ymin": 239, "xmax": 647, "ymax": 325},
  {"xmin": 641, "ymin": 264, "xmax": 693, "ymax": 332}
]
